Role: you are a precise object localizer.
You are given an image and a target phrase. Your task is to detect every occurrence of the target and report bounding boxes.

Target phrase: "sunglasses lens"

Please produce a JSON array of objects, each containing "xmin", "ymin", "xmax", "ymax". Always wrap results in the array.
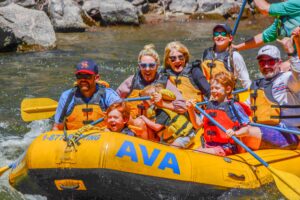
[
  {"xmin": 213, "ymin": 31, "xmax": 227, "ymax": 37},
  {"xmin": 76, "ymin": 74, "xmax": 92, "ymax": 79},
  {"xmin": 169, "ymin": 55, "xmax": 184, "ymax": 62},
  {"xmin": 259, "ymin": 59, "xmax": 277, "ymax": 67},
  {"xmin": 139, "ymin": 63, "xmax": 156, "ymax": 69}
]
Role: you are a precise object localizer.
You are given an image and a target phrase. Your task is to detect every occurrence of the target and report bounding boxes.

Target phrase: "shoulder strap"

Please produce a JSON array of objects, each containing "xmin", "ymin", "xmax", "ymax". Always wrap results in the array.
[
  {"xmin": 97, "ymin": 85, "xmax": 107, "ymax": 111},
  {"xmin": 58, "ymin": 87, "xmax": 77, "ymax": 123}
]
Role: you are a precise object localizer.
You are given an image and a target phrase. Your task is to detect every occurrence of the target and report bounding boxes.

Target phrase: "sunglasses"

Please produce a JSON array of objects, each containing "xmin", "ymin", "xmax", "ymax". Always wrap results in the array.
[
  {"xmin": 76, "ymin": 74, "xmax": 93, "ymax": 80},
  {"xmin": 139, "ymin": 62, "xmax": 157, "ymax": 69},
  {"xmin": 169, "ymin": 55, "xmax": 185, "ymax": 62},
  {"xmin": 258, "ymin": 59, "xmax": 278, "ymax": 67},
  {"xmin": 213, "ymin": 31, "xmax": 228, "ymax": 37}
]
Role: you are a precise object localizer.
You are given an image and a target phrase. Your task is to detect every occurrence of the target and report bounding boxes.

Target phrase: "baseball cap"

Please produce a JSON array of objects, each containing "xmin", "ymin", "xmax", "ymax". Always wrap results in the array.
[
  {"xmin": 75, "ymin": 59, "xmax": 99, "ymax": 74},
  {"xmin": 213, "ymin": 24, "xmax": 232, "ymax": 35},
  {"xmin": 257, "ymin": 45, "xmax": 281, "ymax": 60}
]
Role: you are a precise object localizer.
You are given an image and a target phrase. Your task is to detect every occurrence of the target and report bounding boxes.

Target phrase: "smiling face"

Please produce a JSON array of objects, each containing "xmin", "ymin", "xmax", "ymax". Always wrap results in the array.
[
  {"xmin": 213, "ymin": 27, "xmax": 232, "ymax": 51},
  {"xmin": 168, "ymin": 49, "xmax": 186, "ymax": 73},
  {"xmin": 107, "ymin": 109, "xmax": 127, "ymax": 132},
  {"xmin": 139, "ymin": 55, "xmax": 158, "ymax": 83},
  {"xmin": 210, "ymin": 80, "xmax": 232, "ymax": 103},
  {"xmin": 258, "ymin": 55, "xmax": 280, "ymax": 79}
]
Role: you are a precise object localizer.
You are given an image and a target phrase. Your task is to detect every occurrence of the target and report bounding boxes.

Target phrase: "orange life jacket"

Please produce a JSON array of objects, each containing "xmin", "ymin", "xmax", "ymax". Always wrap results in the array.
[
  {"xmin": 203, "ymin": 101, "xmax": 241, "ymax": 144},
  {"xmin": 64, "ymin": 87, "xmax": 107, "ymax": 130}
]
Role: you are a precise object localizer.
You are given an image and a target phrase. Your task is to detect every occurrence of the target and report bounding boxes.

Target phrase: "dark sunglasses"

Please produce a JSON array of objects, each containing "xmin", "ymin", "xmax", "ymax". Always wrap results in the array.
[
  {"xmin": 76, "ymin": 74, "xmax": 93, "ymax": 80},
  {"xmin": 169, "ymin": 55, "xmax": 185, "ymax": 62},
  {"xmin": 213, "ymin": 31, "xmax": 228, "ymax": 37},
  {"xmin": 139, "ymin": 62, "xmax": 157, "ymax": 69},
  {"xmin": 258, "ymin": 59, "xmax": 278, "ymax": 67}
]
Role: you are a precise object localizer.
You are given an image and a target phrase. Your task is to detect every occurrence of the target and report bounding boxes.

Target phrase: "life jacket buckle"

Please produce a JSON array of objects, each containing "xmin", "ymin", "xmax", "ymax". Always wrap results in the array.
[
  {"xmin": 83, "ymin": 120, "xmax": 93, "ymax": 125},
  {"xmin": 175, "ymin": 79, "xmax": 181, "ymax": 85},
  {"xmin": 250, "ymin": 93, "xmax": 257, "ymax": 98},
  {"xmin": 208, "ymin": 62, "xmax": 215, "ymax": 68},
  {"xmin": 251, "ymin": 106, "xmax": 257, "ymax": 111},
  {"xmin": 207, "ymin": 130, "xmax": 216, "ymax": 135},
  {"xmin": 82, "ymin": 108, "xmax": 93, "ymax": 112},
  {"xmin": 208, "ymin": 112, "xmax": 217, "ymax": 117}
]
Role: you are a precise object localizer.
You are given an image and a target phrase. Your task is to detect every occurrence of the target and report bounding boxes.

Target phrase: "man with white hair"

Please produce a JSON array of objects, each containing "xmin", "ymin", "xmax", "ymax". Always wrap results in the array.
[{"xmin": 246, "ymin": 41, "xmax": 300, "ymax": 149}]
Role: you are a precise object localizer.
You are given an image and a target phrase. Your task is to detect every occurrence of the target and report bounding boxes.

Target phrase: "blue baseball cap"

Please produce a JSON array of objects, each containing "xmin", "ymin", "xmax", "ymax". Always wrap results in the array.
[
  {"xmin": 75, "ymin": 59, "xmax": 99, "ymax": 75},
  {"xmin": 213, "ymin": 23, "xmax": 232, "ymax": 35}
]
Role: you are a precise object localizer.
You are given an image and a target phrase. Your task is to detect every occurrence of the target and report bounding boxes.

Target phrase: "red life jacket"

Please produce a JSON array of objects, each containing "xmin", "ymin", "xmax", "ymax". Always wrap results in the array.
[{"xmin": 203, "ymin": 100, "xmax": 241, "ymax": 144}]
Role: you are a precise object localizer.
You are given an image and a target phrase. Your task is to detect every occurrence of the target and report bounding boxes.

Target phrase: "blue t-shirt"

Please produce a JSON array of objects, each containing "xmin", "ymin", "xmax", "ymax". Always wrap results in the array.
[{"xmin": 54, "ymin": 86, "xmax": 121, "ymax": 123}]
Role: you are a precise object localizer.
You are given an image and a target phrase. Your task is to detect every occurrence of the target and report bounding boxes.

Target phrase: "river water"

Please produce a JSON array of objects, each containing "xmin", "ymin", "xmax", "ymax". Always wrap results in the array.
[{"xmin": 0, "ymin": 21, "xmax": 285, "ymax": 199}]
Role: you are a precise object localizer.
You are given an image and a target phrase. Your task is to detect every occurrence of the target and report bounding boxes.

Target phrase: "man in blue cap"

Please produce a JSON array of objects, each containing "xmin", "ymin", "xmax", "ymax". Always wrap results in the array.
[{"xmin": 53, "ymin": 59, "xmax": 121, "ymax": 130}]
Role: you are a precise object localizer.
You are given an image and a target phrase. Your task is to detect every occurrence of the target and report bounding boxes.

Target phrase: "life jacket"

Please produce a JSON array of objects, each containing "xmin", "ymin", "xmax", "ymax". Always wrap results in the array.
[
  {"xmin": 155, "ymin": 108, "xmax": 195, "ymax": 143},
  {"xmin": 250, "ymin": 75, "xmax": 300, "ymax": 125},
  {"xmin": 201, "ymin": 47, "xmax": 234, "ymax": 81},
  {"xmin": 163, "ymin": 64, "xmax": 203, "ymax": 102},
  {"xmin": 63, "ymin": 85, "xmax": 107, "ymax": 130},
  {"xmin": 120, "ymin": 126, "xmax": 135, "ymax": 136},
  {"xmin": 126, "ymin": 72, "xmax": 168, "ymax": 118},
  {"xmin": 203, "ymin": 100, "xmax": 242, "ymax": 145}
]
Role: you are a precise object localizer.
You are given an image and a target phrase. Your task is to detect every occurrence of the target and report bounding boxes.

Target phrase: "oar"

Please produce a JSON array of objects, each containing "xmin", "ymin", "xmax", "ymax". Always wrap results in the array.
[
  {"xmin": 250, "ymin": 122, "xmax": 300, "ymax": 136},
  {"xmin": 21, "ymin": 96, "xmax": 151, "ymax": 122},
  {"xmin": 232, "ymin": 0, "xmax": 247, "ymax": 36},
  {"xmin": 195, "ymin": 105, "xmax": 300, "ymax": 199}
]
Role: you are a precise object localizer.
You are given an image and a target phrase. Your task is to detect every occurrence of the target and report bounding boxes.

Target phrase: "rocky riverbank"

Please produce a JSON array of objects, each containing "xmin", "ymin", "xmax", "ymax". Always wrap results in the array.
[{"xmin": 0, "ymin": 0, "xmax": 258, "ymax": 52}]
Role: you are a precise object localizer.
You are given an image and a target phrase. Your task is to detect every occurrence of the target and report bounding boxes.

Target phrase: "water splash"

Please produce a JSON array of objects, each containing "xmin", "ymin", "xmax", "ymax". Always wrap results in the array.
[{"xmin": 0, "ymin": 120, "xmax": 51, "ymax": 200}]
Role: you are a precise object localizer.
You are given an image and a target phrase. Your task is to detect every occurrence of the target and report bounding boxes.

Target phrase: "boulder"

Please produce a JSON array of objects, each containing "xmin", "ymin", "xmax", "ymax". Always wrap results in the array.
[
  {"xmin": 0, "ymin": 3, "xmax": 56, "ymax": 51},
  {"xmin": 0, "ymin": 0, "xmax": 11, "ymax": 7},
  {"xmin": 169, "ymin": 0, "xmax": 198, "ymax": 14},
  {"xmin": 48, "ymin": 0, "xmax": 87, "ymax": 32},
  {"xmin": 82, "ymin": 0, "xmax": 139, "ymax": 25},
  {"xmin": 13, "ymin": 0, "xmax": 36, "ymax": 8}
]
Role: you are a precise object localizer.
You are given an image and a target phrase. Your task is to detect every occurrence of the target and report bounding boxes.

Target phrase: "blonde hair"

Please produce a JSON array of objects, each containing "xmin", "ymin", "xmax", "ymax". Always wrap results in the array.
[
  {"xmin": 139, "ymin": 84, "xmax": 164, "ymax": 97},
  {"xmin": 211, "ymin": 71, "xmax": 236, "ymax": 95},
  {"xmin": 164, "ymin": 41, "xmax": 190, "ymax": 69},
  {"xmin": 138, "ymin": 44, "xmax": 160, "ymax": 66}
]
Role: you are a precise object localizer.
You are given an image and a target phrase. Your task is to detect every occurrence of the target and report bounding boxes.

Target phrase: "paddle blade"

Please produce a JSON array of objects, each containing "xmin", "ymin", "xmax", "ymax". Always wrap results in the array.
[
  {"xmin": 269, "ymin": 166, "xmax": 300, "ymax": 199},
  {"xmin": 0, "ymin": 166, "xmax": 9, "ymax": 176},
  {"xmin": 21, "ymin": 98, "xmax": 58, "ymax": 122}
]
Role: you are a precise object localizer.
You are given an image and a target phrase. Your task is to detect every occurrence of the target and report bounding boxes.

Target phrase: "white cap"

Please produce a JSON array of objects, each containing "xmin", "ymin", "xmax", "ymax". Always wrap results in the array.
[{"xmin": 257, "ymin": 45, "xmax": 281, "ymax": 60}]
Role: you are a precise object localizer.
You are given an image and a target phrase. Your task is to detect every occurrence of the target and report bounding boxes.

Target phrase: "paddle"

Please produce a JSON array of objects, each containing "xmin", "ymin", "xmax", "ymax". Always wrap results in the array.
[
  {"xmin": 21, "ymin": 96, "xmax": 151, "ymax": 122},
  {"xmin": 250, "ymin": 122, "xmax": 300, "ymax": 136},
  {"xmin": 232, "ymin": 0, "xmax": 247, "ymax": 36},
  {"xmin": 195, "ymin": 105, "xmax": 300, "ymax": 199}
]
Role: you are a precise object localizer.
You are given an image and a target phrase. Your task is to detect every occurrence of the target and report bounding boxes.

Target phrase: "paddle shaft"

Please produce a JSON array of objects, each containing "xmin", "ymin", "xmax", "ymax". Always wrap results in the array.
[
  {"xmin": 250, "ymin": 122, "xmax": 300, "ymax": 136},
  {"xmin": 232, "ymin": 0, "xmax": 247, "ymax": 36},
  {"xmin": 195, "ymin": 105, "xmax": 269, "ymax": 167}
]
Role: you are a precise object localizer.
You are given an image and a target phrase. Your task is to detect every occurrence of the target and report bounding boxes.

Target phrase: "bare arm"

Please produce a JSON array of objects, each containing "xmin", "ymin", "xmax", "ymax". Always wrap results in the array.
[
  {"xmin": 233, "ymin": 33, "xmax": 264, "ymax": 51},
  {"xmin": 116, "ymin": 75, "xmax": 134, "ymax": 98},
  {"xmin": 166, "ymin": 80, "xmax": 187, "ymax": 113},
  {"xmin": 253, "ymin": 0, "xmax": 270, "ymax": 15},
  {"xmin": 140, "ymin": 115, "xmax": 164, "ymax": 132},
  {"xmin": 186, "ymin": 100, "xmax": 203, "ymax": 129},
  {"xmin": 52, "ymin": 123, "xmax": 64, "ymax": 130}
]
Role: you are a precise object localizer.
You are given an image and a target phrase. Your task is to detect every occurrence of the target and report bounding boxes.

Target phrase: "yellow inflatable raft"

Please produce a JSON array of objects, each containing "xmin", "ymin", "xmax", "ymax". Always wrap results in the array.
[{"xmin": 8, "ymin": 130, "xmax": 300, "ymax": 199}]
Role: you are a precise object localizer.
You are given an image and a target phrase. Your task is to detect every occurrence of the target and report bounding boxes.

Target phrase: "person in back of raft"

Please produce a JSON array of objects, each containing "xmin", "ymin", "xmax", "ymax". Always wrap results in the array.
[
  {"xmin": 161, "ymin": 41, "xmax": 210, "ymax": 102},
  {"xmin": 53, "ymin": 59, "xmax": 121, "ymax": 130},
  {"xmin": 138, "ymin": 84, "xmax": 195, "ymax": 148},
  {"xmin": 242, "ymin": 36, "xmax": 300, "ymax": 150},
  {"xmin": 186, "ymin": 71, "xmax": 251, "ymax": 156}
]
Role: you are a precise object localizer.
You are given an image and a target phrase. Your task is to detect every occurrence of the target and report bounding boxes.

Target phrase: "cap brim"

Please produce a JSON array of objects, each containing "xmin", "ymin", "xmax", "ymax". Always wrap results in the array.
[
  {"xmin": 75, "ymin": 70, "xmax": 96, "ymax": 74},
  {"xmin": 256, "ymin": 54, "xmax": 277, "ymax": 59}
]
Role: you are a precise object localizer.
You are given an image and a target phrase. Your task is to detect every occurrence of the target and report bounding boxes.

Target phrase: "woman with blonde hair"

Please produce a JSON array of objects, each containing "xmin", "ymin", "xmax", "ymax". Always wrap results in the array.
[
  {"xmin": 117, "ymin": 44, "xmax": 186, "ymax": 140},
  {"xmin": 162, "ymin": 41, "xmax": 210, "ymax": 102}
]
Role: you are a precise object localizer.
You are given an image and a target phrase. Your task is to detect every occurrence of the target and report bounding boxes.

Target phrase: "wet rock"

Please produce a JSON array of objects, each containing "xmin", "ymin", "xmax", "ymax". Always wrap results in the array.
[
  {"xmin": 0, "ymin": 3, "xmax": 56, "ymax": 52},
  {"xmin": 0, "ymin": 0, "xmax": 11, "ymax": 7},
  {"xmin": 13, "ymin": 0, "xmax": 36, "ymax": 8},
  {"xmin": 48, "ymin": 0, "xmax": 87, "ymax": 32},
  {"xmin": 169, "ymin": 0, "xmax": 198, "ymax": 14},
  {"xmin": 82, "ymin": 0, "xmax": 139, "ymax": 25}
]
